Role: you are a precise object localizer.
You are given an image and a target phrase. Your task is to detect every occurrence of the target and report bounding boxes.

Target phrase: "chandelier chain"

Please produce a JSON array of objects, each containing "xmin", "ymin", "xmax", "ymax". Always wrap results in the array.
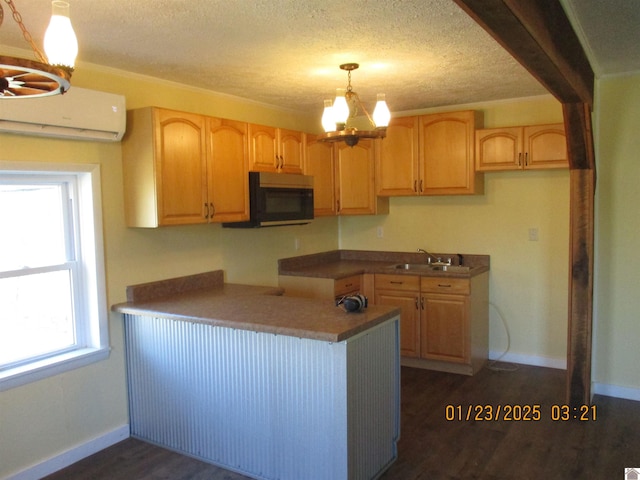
[{"xmin": 2, "ymin": 0, "xmax": 48, "ymax": 64}]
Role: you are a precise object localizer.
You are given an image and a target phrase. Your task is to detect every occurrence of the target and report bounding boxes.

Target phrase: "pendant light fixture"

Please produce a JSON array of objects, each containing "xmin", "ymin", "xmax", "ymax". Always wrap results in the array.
[
  {"xmin": 318, "ymin": 63, "xmax": 390, "ymax": 147},
  {"xmin": 1, "ymin": 0, "xmax": 78, "ymax": 98}
]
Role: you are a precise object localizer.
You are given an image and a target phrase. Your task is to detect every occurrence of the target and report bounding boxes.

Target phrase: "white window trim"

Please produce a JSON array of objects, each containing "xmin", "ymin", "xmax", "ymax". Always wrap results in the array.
[{"xmin": 0, "ymin": 161, "xmax": 110, "ymax": 391}]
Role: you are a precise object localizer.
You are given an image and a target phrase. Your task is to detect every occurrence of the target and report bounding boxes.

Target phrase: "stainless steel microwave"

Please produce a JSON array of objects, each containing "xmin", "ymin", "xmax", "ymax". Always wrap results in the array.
[{"xmin": 222, "ymin": 171, "xmax": 314, "ymax": 228}]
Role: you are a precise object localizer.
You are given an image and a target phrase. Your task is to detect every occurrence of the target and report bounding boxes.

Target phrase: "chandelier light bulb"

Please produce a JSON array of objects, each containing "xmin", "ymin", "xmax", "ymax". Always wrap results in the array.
[
  {"xmin": 44, "ymin": 1, "xmax": 78, "ymax": 69},
  {"xmin": 332, "ymin": 88, "xmax": 350, "ymax": 129},
  {"xmin": 321, "ymin": 99, "xmax": 336, "ymax": 132},
  {"xmin": 372, "ymin": 93, "xmax": 391, "ymax": 128}
]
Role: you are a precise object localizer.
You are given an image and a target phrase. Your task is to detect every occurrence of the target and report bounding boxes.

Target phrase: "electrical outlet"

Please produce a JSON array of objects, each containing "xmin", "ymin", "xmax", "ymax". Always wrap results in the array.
[
  {"xmin": 528, "ymin": 228, "xmax": 539, "ymax": 241},
  {"xmin": 376, "ymin": 226, "xmax": 384, "ymax": 238},
  {"xmin": 294, "ymin": 237, "xmax": 300, "ymax": 250}
]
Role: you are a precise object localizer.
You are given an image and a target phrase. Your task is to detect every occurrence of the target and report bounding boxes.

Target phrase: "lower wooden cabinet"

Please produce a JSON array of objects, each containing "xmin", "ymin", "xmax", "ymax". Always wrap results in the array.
[
  {"xmin": 374, "ymin": 274, "xmax": 421, "ymax": 358},
  {"xmin": 375, "ymin": 272, "xmax": 488, "ymax": 375},
  {"xmin": 279, "ymin": 270, "xmax": 488, "ymax": 375}
]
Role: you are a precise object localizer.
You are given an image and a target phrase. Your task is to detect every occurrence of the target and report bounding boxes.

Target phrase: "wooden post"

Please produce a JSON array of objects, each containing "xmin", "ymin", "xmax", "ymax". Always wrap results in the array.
[
  {"xmin": 564, "ymin": 102, "xmax": 596, "ymax": 406},
  {"xmin": 453, "ymin": 0, "xmax": 597, "ymax": 406}
]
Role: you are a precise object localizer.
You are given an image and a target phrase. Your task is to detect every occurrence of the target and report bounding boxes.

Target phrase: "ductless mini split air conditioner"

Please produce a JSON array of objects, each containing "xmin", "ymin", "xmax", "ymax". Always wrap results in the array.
[{"xmin": 0, "ymin": 87, "xmax": 126, "ymax": 142}]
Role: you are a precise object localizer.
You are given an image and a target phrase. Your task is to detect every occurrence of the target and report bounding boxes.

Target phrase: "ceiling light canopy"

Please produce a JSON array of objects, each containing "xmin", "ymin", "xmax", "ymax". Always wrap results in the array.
[
  {"xmin": 318, "ymin": 63, "xmax": 390, "ymax": 147},
  {"xmin": 0, "ymin": 0, "xmax": 78, "ymax": 98}
]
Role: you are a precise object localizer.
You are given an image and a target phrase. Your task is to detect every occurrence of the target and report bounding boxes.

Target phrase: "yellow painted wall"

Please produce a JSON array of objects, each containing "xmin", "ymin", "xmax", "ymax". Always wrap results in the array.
[
  {"xmin": 0, "ymin": 63, "xmax": 337, "ymax": 479},
  {"xmin": 593, "ymin": 73, "xmax": 640, "ymax": 392},
  {"xmin": 340, "ymin": 97, "xmax": 570, "ymax": 364}
]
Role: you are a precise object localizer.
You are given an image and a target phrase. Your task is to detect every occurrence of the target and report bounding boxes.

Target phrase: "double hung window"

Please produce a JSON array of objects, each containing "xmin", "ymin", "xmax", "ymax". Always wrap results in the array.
[{"xmin": 0, "ymin": 162, "xmax": 109, "ymax": 390}]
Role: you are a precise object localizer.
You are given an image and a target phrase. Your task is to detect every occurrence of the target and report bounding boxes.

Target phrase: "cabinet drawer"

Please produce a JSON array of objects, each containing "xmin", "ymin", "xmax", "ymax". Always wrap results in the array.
[
  {"xmin": 334, "ymin": 275, "xmax": 362, "ymax": 297},
  {"xmin": 420, "ymin": 277, "xmax": 470, "ymax": 295},
  {"xmin": 374, "ymin": 274, "xmax": 420, "ymax": 292}
]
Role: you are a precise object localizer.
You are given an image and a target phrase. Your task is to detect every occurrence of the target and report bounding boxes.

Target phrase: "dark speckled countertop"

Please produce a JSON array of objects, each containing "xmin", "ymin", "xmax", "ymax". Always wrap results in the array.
[
  {"xmin": 111, "ymin": 270, "xmax": 400, "ymax": 342},
  {"xmin": 278, "ymin": 249, "xmax": 490, "ymax": 279}
]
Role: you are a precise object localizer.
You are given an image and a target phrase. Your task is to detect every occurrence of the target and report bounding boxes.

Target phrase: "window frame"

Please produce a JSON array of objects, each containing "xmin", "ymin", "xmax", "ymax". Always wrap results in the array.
[{"xmin": 0, "ymin": 161, "xmax": 110, "ymax": 391}]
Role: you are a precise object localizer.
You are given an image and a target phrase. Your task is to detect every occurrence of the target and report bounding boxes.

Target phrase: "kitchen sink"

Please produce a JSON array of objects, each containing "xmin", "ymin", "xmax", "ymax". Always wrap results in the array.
[{"xmin": 389, "ymin": 263, "xmax": 471, "ymax": 273}]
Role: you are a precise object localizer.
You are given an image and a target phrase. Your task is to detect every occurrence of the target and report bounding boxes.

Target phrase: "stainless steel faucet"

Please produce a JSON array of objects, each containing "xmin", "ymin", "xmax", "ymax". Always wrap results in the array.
[{"xmin": 417, "ymin": 248, "xmax": 444, "ymax": 264}]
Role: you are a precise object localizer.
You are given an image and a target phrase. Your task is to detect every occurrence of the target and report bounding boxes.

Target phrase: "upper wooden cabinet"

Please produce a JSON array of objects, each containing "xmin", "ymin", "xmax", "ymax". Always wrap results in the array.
[
  {"xmin": 248, "ymin": 124, "xmax": 304, "ymax": 174},
  {"xmin": 335, "ymin": 139, "xmax": 389, "ymax": 215},
  {"xmin": 376, "ymin": 116, "xmax": 420, "ymax": 196},
  {"xmin": 419, "ymin": 110, "xmax": 483, "ymax": 195},
  {"xmin": 206, "ymin": 117, "xmax": 250, "ymax": 223},
  {"xmin": 304, "ymin": 134, "xmax": 337, "ymax": 217},
  {"xmin": 377, "ymin": 110, "xmax": 483, "ymax": 196},
  {"xmin": 475, "ymin": 123, "xmax": 568, "ymax": 171},
  {"xmin": 122, "ymin": 107, "xmax": 249, "ymax": 227}
]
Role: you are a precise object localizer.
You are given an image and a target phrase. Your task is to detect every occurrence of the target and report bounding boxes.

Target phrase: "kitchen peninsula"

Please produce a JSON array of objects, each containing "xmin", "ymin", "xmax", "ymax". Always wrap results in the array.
[{"xmin": 112, "ymin": 270, "xmax": 401, "ymax": 480}]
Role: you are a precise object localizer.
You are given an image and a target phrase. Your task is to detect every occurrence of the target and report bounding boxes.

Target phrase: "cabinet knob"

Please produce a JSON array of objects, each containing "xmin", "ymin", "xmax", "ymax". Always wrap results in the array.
[
  {"xmin": 204, "ymin": 202, "xmax": 210, "ymax": 219},
  {"xmin": 517, "ymin": 152, "xmax": 522, "ymax": 166}
]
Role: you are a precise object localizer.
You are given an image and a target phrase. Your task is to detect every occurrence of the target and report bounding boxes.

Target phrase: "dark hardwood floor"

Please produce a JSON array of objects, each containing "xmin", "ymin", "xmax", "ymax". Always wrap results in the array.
[{"xmin": 44, "ymin": 363, "xmax": 640, "ymax": 479}]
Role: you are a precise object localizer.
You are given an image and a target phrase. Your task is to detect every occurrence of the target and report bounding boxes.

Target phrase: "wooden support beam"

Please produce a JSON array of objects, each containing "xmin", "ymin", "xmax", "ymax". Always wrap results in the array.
[
  {"xmin": 567, "ymin": 167, "xmax": 595, "ymax": 405},
  {"xmin": 563, "ymin": 102, "xmax": 596, "ymax": 170},
  {"xmin": 453, "ymin": 0, "xmax": 594, "ymax": 107},
  {"xmin": 562, "ymin": 104, "xmax": 596, "ymax": 405},
  {"xmin": 453, "ymin": 1, "xmax": 597, "ymax": 406}
]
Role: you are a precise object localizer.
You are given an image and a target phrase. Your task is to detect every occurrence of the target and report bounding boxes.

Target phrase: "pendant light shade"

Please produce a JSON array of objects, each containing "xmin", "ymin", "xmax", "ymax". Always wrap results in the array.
[
  {"xmin": 332, "ymin": 88, "xmax": 350, "ymax": 128},
  {"xmin": 44, "ymin": 1, "xmax": 78, "ymax": 69},
  {"xmin": 372, "ymin": 93, "xmax": 391, "ymax": 128},
  {"xmin": 321, "ymin": 99, "xmax": 335, "ymax": 132}
]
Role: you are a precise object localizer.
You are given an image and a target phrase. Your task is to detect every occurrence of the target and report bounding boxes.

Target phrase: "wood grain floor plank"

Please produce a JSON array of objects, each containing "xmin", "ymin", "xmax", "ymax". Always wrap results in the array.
[{"xmin": 43, "ymin": 364, "xmax": 640, "ymax": 480}]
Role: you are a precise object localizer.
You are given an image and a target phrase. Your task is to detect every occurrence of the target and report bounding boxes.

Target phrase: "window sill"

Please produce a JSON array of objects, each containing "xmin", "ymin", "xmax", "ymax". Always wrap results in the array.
[{"xmin": 0, "ymin": 347, "xmax": 111, "ymax": 391}]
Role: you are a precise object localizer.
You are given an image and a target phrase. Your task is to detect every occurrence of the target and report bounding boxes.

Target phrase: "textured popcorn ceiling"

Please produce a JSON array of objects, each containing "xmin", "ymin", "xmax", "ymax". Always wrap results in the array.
[{"xmin": 1, "ymin": 0, "xmax": 638, "ymax": 115}]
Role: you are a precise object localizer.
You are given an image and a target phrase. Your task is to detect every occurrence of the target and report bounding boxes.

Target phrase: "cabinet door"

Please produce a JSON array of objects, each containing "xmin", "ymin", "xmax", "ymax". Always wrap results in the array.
[
  {"xmin": 207, "ymin": 117, "xmax": 249, "ymax": 223},
  {"xmin": 475, "ymin": 127, "xmax": 523, "ymax": 171},
  {"xmin": 155, "ymin": 108, "xmax": 208, "ymax": 225},
  {"xmin": 335, "ymin": 139, "xmax": 376, "ymax": 214},
  {"xmin": 419, "ymin": 110, "xmax": 481, "ymax": 195},
  {"xmin": 305, "ymin": 135, "xmax": 336, "ymax": 216},
  {"xmin": 279, "ymin": 128, "xmax": 304, "ymax": 174},
  {"xmin": 376, "ymin": 289, "xmax": 421, "ymax": 358},
  {"xmin": 248, "ymin": 124, "xmax": 278, "ymax": 172},
  {"xmin": 376, "ymin": 116, "xmax": 420, "ymax": 196},
  {"xmin": 524, "ymin": 124, "xmax": 568, "ymax": 169},
  {"xmin": 421, "ymin": 293, "xmax": 469, "ymax": 363}
]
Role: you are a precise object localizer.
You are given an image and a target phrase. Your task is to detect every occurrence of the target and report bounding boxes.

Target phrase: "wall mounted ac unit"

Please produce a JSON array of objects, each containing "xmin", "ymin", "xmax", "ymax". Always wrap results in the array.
[{"xmin": 0, "ymin": 87, "xmax": 126, "ymax": 142}]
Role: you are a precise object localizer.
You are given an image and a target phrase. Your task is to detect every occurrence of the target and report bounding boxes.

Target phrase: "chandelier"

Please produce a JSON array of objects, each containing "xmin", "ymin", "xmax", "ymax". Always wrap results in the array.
[
  {"xmin": 318, "ymin": 63, "xmax": 391, "ymax": 147},
  {"xmin": 0, "ymin": 0, "xmax": 78, "ymax": 98}
]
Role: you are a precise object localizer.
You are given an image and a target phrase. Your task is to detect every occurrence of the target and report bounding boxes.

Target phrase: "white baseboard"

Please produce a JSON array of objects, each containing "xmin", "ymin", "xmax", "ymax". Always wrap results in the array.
[
  {"xmin": 489, "ymin": 351, "xmax": 640, "ymax": 402},
  {"xmin": 6, "ymin": 424, "xmax": 129, "ymax": 480},
  {"xmin": 593, "ymin": 382, "xmax": 640, "ymax": 402},
  {"xmin": 489, "ymin": 350, "xmax": 567, "ymax": 370}
]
